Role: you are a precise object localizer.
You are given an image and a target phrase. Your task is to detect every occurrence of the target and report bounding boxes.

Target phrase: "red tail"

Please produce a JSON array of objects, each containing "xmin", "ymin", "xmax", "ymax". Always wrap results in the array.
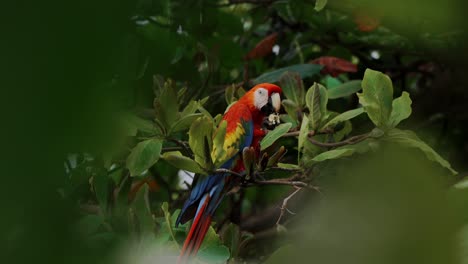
[{"xmin": 177, "ymin": 194, "xmax": 213, "ymax": 264}]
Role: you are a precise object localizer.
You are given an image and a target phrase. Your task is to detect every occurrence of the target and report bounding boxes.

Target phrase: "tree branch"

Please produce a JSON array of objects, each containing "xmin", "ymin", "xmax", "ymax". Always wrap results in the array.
[
  {"xmin": 308, "ymin": 133, "xmax": 370, "ymax": 148},
  {"xmin": 276, "ymin": 187, "xmax": 302, "ymax": 225}
]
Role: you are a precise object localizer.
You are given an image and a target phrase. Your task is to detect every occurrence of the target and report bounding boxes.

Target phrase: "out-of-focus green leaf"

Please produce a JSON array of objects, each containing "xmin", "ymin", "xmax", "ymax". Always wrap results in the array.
[
  {"xmin": 198, "ymin": 226, "xmax": 230, "ymax": 263},
  {"xmin": 189, "ymin": 116, "xmax": 213, "ymax": 168},
  {"xmin": 384, "ymin": 129, "xmax": 457, "ymax": 174},
  {"xmin": 225, "ymin": 84, "xmax": 237, "ymax": 105},
  {"xmin": 212, "ymin": 120, "xmax": 228, "ymax": 167},
  {"xmin": 314, "ymin": 0, "xmax": 328, "ymax": 11},
  {"xmin": 243, "ymin": 147, "xmax": 256, "ymax": 179},
  {"xmin": 321, "ymin": 108, "xmax": 364, "ymax": 129},
  {"xmin": 306, "ymin": 83, "xmax": 328, "ymax": 129},
  {"xmin": 324, "ymin": 76, "xmax": 342, "ymax": 89},
  {"xmin": 121, "ymin": 112, "xmax": 159, "ymax": 136},
  {"xmin": 76, "ymin": 215, "xmax": 104, "ymax": 236},
  {"xmin": 161, "ymin": 202, "xmax": 178, "ymax": 248},
  {"xmin": 154, "ymin": 80, "xmax": 179, "ymax": 129},
  {"xmin": 93, "ymin": 172, "xmax": 108, "ymax": 212},
  {"xmin": 328, "ymin": 80, "xmax": 362, "ymax": 99},
  {"xmin": 252, "ymin": 64, "xmax": 322, "ymax": 84},
  {"xmin": 126, "ymin": 139, "xmax": 162, "ymax": 176},
  {"xmin": 161, "ymin": 151, "xmax": 206, "ymax": 174},
  {"xmin": 388, "ymin": 92, "xmax": 412, "ymax": 127},
  {"xmin": 170, "ymin": 113, "xmax": 203, "ymax": 133},
  {"xmin": 264, "ymin": 245, "xmax": 293, "ymax": 264},
  {"xmin": 261, "ymin": 123, "xmax": 292, "ymax": 150},
  {"xmin": 357, "ymin": 69, "xmax": 393, "ymax": 128},
  {"xmin": 279, "ymin": 71, "xmax": 305, "ymax": 106},
  {"xmin": 131, "ymin": 185, "xmax": 154, "ymax": 234}
]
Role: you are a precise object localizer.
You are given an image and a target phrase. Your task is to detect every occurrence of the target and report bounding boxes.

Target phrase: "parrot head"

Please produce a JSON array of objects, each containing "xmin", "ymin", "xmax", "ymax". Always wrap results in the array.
[{"xmin": 240, "ymin": 83, "xmax": 282, "ymax": 115}]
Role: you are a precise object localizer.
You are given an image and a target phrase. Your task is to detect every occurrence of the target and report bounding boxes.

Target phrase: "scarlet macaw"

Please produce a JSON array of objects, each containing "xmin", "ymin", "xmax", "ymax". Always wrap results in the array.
[{"xmin": 176, "ymin": 83, "xmax": 282, "ymax": 263}]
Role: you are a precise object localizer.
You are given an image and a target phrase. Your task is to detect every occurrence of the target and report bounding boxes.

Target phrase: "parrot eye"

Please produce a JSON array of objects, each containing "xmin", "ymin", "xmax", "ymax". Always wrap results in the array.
[{"xmin": 254, "ymin": 88, "xmax": 269, "ymax": 110}]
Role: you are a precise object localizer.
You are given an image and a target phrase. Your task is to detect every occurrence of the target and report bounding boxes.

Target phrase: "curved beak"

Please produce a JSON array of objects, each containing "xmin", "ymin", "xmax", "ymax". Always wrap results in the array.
[{"xmin": 261, "ymin": 92, "xmax": 282, "ymax": 115}]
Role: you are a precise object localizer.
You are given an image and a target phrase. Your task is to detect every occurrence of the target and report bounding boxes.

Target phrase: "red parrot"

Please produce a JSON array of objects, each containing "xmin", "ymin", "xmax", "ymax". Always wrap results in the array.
[{"xmin": 176, "ymin": 83, "xmax": 282, "ymax": 263}]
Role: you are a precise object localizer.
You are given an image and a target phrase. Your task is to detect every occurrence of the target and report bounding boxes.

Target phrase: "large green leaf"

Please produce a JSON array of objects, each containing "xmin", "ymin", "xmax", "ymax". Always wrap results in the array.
[
  {"xmin": 260, "ymin": 123, "xmax": 293, "ymax": 150},
  {"xmin": 170, "ymin": 113, "xmax": 203, "ymax": 134},
  {"xmin": 328, "ymin": 80, "xmax": 362, "ymax": 99},
  {"xmin": 306, "ymin": 83, "xmax": 328, "ymax": 129},
  {"xmin": 161, "ymin": 151, "xmax": 206, "ymax": 174},
  {"xmin": 357, "ymin": 69, "xmax": 393, "ymax": 128},
  {"xmin": 384, "ymin": 129, "xmax": 457, "ymax": 174},
  {"xmin": 279, "ymin": 71, "xmax": 305, "ymax": 107},
  {"xmin": 388, "ymin": 91, "xmax": 412, "ymax": 127},
  {"xmin": 189, "ymin": 116, "xmax": 214, "ymax": 168},
  {"xmin": 321, "ymin": 108, "xmax": 364, "ymax": 130},
  {"xmin": 252, "ymin": 64, "xmax": 322, "ymax": 84},
  {"xmin": 130, "ymin": 185, "xmax": 154, "ymax": 234},
  {"xmin": 126, "ymin": 138, "xmax": 162, "ymax": 176}
]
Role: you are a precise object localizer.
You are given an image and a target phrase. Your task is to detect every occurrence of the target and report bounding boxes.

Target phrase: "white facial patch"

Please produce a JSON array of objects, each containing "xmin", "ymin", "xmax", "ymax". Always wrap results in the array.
[{"xmin": 254, "ymin": 87, "xmax": 269, "ymax": 109}]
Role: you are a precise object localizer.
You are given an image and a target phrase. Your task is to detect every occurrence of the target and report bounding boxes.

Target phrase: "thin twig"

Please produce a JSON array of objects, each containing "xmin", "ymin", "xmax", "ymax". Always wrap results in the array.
[
  {"xmin": 253, "ymin": 179, "xmax": 308, "ymax": 188},
  {"xmin": 308, "ymin": 133, "xmax": 370, "ymax": 148},
  {"xmin": 215, "ymin": 168, "xmax": 244, "ymax": 178},
  {"xmin": 168, "ymin": 138, "xmax": 193, "ymax": 158},
  {"xmin": 276, "ymin": 187, "xmax": 302, "ymax": 225}
]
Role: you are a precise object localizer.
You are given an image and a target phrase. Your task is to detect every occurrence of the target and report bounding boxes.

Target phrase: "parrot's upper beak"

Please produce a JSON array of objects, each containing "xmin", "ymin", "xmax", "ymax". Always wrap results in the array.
[{"xmin": 261, "ymin": 92, "xmax": 281, "ymax": 115}]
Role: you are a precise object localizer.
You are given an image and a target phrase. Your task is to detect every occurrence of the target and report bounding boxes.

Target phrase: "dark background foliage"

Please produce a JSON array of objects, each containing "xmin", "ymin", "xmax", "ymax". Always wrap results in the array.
[{"xmin": 3, "ymin": 0, "xmax": 468, "ymax": 263}]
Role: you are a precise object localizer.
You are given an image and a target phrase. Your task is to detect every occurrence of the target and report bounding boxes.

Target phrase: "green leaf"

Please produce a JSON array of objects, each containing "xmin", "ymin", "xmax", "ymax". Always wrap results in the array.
[
  {"xmin": 384, "ymin": 129, "xmax": 457, "ymax": 175},
  {"xmin": 314, "ymin": 0, "xmax": 328, "ymax": 11},
  {"xmin": 76, "ymin": 215, "xmax": 104, "ymax": 236},
  {"xmin": 357, "ymin": 69, "xmax": 393, "ymax": 128},
  {"xmin": 312, "ymin": 148, "xmax": 355, "ymax": 162},
  {"xmin": 121, "ymin": 112, "xmax": 158, "ymax": 136},
  {"xmin": 189, "ymin": 116, "xmax": 214, "ymax": 168},
  {"xmin": 388, "ymin": 91, "xmax": 412, "ymax": 127},
  {"xmin": 324, "ymin": 76, "xmax": 342, "ymax": 89},
  {"xmin": 212, "ymin": 120, "xmax": 228, "ymax": 167},
  {"xmin": 277, "ymin": 162, "xmax": 301, "ymax": 170},
  {"xmin": 154, "ymin": 80, "xmax": 179, "ymax": 129},
  {"xmin": 161, "ymin": 202, "xmax": 178, "ymax": 248},
  {"xmin": 170, "ymin": 113, "xmax": 203, "ymax": 133},
  {"xmin": 279, "ymin": 71, "xmax": 305, "ymax": 107},
  {"xmin": 131, "ymin": 185, "xmax": 154, "ymax": 234},
  {"xmin": 306, "ymin": 83, "xmax": 328, "ymax": 129},
  {"xmin": 225, "ymin": 84, "xmax": 237, "ymax": 105},
  {"xmin": 198, "ymin": 226, "xmax": 230, "ymax": 263},
  {"xmin": 180, "ymin": 100, "xmax": 199, "ymax": 117},
  {"xmin": 328, "ymin": 80, "xmax": 362, "ymax": 99},
  {"xmin": 264, "ymin": 245, "xmax": 293, "ymax": 264},
  {"xmin": 93, "ymin": 172, "xmax": 108, "ymax": 212},
  {"xmin": 260, "ymin": 123, "xmax": 292, "ymax": 150},
  {"xmin": 267, "ymin": 146, "xmax": 287, "ymax": 167},
  {"xmin": 252, "ymin": 64, "xmax": 322, "ymax": 84},
  {"xmin": 298, "ymin": 114, "xmax": 310, "ymax": 156},
  {"xmin": 126, "ymin": 139, "xmax": 162, "ymax": 176},
  {"xmin": 161, "ymin": 151, "xmax": 206, "ymax": 174},
  {"xmin": 321, "ymin": 108, "xmax": 364, "ymax": 129},
  {"xmin": 282, "ymin": 99, "xmax": 300, "ymax": 124}
]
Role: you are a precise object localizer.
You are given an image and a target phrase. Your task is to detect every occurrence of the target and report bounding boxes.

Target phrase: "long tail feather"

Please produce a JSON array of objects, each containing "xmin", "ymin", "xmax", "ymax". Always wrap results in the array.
[{"xmin": 177, "ymin": 194, "xmax": 214, "ymax": 264}]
